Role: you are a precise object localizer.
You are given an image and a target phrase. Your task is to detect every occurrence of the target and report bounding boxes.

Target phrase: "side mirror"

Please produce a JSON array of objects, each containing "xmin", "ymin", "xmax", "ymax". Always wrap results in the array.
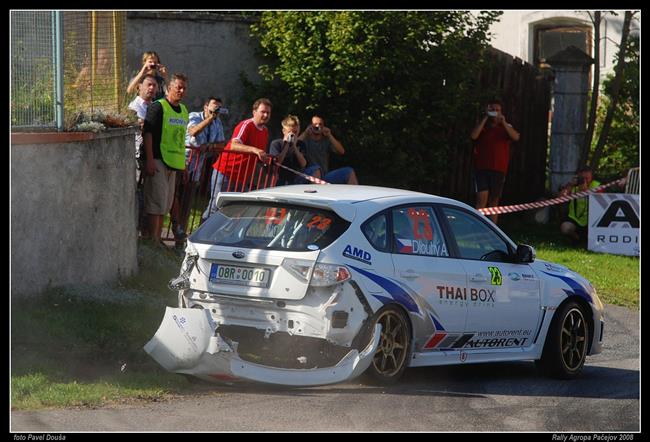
[{"xmin": 516, "ymin": 244, "xmax": 536, "ymax": 263}]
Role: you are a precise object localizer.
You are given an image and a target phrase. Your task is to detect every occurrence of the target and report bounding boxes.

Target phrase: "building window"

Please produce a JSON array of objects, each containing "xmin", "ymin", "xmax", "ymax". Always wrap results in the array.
[{"xmin": 534, "ymin": 24, "xmax": 592, "ymax": 66}]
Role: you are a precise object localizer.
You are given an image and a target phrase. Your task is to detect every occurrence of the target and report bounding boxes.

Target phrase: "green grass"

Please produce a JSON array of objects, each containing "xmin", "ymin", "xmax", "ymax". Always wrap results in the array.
[
  {"xmin": 11, "ymin": 241, "xmax": 194, "ymax": 410},
  {"xmin": 499, "ymin": 215, "xmax": 640, "ymax": 309}
]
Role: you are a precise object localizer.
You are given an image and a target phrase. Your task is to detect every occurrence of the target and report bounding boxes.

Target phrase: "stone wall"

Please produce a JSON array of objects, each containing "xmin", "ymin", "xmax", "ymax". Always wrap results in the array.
[{"xmin": 11, "ymin": 128, "xmax": 138, "ymax": 297}]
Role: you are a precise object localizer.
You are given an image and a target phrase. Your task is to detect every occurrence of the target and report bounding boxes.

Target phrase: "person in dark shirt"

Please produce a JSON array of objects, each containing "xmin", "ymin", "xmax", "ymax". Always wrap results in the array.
[
  {"xmin": 269, "ymin": 115, "xmax": 308, "ymax": 186},
  {"xmin": 142, "ymin": 73, "xmax": 189, "ymax": 244},
  {"xmin": 298, "ymin": 114, "xmax": 358, "ymax": 184}
]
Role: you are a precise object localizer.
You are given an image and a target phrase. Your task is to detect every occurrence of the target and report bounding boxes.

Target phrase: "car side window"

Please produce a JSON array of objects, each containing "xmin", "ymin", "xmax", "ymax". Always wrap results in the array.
[
  {"xmin": 391, "ymin": 206, "xmax": 449, "ymax": 257},
  {"xmin": 441, "ymin": 207, "xmax": 510, "ymax": 261},
  {"xmin": 361, "ymin": 212, "xmax": 388, "ymax": 251}
]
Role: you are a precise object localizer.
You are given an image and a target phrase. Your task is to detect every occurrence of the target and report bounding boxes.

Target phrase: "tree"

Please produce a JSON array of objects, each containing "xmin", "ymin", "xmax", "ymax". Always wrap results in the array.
[
  {"xmin": 589, "ymin": 10, "xmax": 636, "ymax": 171},
  {"xmin": 246, "ymin": 11, "xmax": 502, "ymax": 192},
  {"xmin": 579, "ymin": 10, "xmax": 601, "ymax": 169},
  {"xmin": 590, "ymin": 31, "xmax": 639, "ymax": 178}
]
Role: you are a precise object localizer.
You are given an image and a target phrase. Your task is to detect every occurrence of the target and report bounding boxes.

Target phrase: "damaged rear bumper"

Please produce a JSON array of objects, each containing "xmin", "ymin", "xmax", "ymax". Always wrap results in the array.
[{"xmin": 144, "ymin": 307, "xmax": 381, "ymax": 386}]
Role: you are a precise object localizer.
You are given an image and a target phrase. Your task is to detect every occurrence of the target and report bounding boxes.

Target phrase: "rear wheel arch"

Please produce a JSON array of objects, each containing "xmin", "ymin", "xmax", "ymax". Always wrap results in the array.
[{"xmin": 361, "ymin": 303, "xmax": 414, "ymax": 385}]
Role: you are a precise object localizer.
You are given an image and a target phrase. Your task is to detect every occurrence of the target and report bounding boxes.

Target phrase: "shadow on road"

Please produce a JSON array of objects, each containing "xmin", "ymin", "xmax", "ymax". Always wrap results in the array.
[{"xmin": 175, "ymin": 360, "xmax": 639, "ymax": 401}]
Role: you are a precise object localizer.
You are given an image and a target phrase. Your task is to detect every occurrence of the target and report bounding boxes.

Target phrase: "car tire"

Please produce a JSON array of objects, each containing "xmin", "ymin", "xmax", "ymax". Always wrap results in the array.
[
  {"xmin": 537, "ymin": 301, "xmax": 590, "ymax": 379},
  {"xmin": 362, "ymin": 305, "xmax": 411, "ymax": 385}
]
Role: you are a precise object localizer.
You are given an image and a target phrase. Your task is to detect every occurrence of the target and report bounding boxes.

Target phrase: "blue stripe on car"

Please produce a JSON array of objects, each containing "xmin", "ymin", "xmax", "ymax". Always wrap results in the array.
[
  {"xmin": 429, "ymin": 313, "xmax": 445, "ymax": 331},
  {"xmin": 541, "ymin": 271, "xmax": 593, "ymax": 304},
  {"xmin": 349, "ymin": 265, "xmax": 421, "ymax": 315}
]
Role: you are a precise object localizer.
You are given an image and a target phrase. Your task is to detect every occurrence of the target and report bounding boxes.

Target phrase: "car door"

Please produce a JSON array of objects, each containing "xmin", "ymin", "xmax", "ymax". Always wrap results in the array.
[
  {"xmin": 439, "ymin": 206, "xmax": 541, "ymax": 350},
  {"xmin": 389, "ymin": 205, "xmax": 469, "ymax": 351}
]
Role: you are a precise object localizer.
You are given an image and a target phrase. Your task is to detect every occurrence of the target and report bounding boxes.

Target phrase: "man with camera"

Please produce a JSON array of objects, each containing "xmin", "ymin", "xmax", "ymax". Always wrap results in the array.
[
  {"xmin": 559, "ymin": 166, "xmax": 601, "ymax": 246},
  {"xmin": 298, "ymin": 115, "xmax": 358, "ymax": 184},
  {"xmin": 470, "ymin": 98, "xmax": 520, "ymax": 224},
  {"xmin": 127, "ymin": 51, "xmax": 168, "ymax": 100}
]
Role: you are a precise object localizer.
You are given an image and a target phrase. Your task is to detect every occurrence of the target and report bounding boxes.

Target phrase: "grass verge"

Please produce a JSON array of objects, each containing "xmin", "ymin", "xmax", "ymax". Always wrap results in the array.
[{"xmin": 11, "ymin": 241, "xmax": 196, "ymax": 410}]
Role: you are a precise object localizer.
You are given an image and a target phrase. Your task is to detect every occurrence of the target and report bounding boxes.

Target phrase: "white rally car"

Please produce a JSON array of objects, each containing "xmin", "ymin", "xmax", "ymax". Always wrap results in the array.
[{"xmin": 145, "ymin": 185, "xmax": 604, "ymax": 386}]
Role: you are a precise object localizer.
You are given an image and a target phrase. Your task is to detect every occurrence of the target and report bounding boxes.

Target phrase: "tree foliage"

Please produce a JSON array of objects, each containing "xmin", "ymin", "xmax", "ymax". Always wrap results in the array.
[
  {"xmin": 246, "ymin": 11, "xmax": 502, "ymax": 191},
  {"xmin": 591, "ymin": 32, "xmax": 639, "ymax": 178}
]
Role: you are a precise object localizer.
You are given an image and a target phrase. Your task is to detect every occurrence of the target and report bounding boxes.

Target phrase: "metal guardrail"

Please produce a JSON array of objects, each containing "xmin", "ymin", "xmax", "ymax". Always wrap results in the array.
[
  {"xmin": 625, "ymin": 167, "xmax": 639, "ymax": 194},
  {"xmin": 162, "ymin": 148, "xmax": 280, "ymax": 243}
]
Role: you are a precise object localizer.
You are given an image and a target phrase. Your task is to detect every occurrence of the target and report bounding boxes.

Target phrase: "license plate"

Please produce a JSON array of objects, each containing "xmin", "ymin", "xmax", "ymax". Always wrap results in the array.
[{"xmin": 209, "ymin": 263, "xmax": 271, "ymax": 288}]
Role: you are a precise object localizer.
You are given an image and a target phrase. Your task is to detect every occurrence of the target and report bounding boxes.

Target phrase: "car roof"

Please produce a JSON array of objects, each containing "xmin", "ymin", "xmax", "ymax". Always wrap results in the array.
[{"xmin": 216, "ymin": 184, "xmax": 475, "ymax": 221}]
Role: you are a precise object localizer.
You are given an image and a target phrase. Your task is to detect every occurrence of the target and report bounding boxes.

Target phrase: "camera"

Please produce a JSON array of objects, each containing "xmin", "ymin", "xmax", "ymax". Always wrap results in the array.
[
  {"xmin": 573, "ymin": 175, "xmax": 585, "ymax": 186},
  {"xmin": 312, "ymin": 125, "xmax": 321, "ymax": 133},
  {"xmin": 287, "ymin": 133, "xmax": 296, "ymax": 144},
  {"xmin": 210, "ymin": 107, "xmax": 229, "ymax": 116}
]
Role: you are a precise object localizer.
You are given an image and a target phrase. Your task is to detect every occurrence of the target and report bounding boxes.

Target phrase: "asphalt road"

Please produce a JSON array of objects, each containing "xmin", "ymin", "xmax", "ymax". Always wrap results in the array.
[{"xmin": 11, "ymin": 304, "xmax": 639, "ymax": 432}]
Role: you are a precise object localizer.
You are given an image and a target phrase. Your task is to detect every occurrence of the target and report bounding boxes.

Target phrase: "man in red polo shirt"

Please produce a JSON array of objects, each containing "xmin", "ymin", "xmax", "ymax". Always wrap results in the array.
[
  {"xmin": 202, "ymin": 98, "xmax": 271, "ymax": 221},
  {"xmin": 470, "ymin": 99, "xmax": 520, "ymax": 224}
]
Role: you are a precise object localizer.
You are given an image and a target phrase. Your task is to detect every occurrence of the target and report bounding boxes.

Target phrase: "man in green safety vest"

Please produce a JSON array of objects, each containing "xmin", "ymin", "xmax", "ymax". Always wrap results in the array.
[
  {"xmin": 559, "ymin": 166, "xmax": 601, "ymax": 246},
  {"xmin": 142, "ymin": 73, "xmax": 189, "ymax": 245}
]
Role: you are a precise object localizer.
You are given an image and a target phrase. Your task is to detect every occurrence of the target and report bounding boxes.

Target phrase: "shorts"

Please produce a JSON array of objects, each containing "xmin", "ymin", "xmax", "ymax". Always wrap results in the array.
[
  {"xmin": 474, "ymin": 169, "xmax": 505, "ymax": 198},
  {"xmin": 144, "ymin": 159, "xmax": 177, "ymax": 215}
]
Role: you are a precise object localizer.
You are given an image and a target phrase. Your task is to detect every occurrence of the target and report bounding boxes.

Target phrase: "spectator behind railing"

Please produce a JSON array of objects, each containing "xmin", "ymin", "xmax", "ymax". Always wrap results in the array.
[
  {"xmin": 202, "ymin": 98, "xmax": 272, "ymax": 222},
  {"xmin": 168, "ymin": 97, "xmax": 227, "ymax": 247},
  {"xmin": 269, "ymin": 115, "xmax": 308, "ymax": 186},
  {"xmin": 298, "ymin": 114, "xmax": 358, "ymax": 185}
]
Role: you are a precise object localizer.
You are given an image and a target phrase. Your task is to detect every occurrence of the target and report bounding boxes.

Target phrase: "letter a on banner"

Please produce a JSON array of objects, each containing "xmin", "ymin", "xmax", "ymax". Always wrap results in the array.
[{"xmin": 588, "ymin": 193, "xmax": 639, "ymax": 256}]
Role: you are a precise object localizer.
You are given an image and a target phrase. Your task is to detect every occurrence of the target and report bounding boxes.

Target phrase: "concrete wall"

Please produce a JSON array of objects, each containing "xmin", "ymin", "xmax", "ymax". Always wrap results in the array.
[
  {"xmin": 126, "ymin": 12, "xmax": 265, "ymax": 137},
  {"xmin": 11, "ymin": 128, "xmax": 138, "ymax": 297}
]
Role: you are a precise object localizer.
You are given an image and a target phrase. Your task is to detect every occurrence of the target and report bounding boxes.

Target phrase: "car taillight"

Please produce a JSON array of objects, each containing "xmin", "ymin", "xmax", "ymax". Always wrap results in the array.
[
  {"xmin": 310, "ymin": 264, "xmax": 351, "ymax": 287},
  {"xmin": 281, "ymin": 258, "xmax": 314, "ymax": 283}
]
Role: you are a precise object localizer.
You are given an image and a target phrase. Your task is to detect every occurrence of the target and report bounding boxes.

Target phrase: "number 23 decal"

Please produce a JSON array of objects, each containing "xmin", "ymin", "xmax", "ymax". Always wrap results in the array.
[{"xmin": 488, "ymin": 266, "xmax": 502, "ymax": 286}]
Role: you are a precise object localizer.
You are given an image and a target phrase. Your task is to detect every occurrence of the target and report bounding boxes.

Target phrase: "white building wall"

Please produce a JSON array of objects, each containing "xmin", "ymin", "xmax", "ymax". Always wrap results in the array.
[{"xmin": 480, "ymin": 10, "xmax": 639, "ymax": 79}]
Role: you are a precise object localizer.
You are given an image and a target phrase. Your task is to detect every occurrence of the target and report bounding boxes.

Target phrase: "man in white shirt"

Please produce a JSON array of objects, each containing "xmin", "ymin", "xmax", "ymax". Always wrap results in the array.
[
  {"xmin": 129, "ymin": 72, "xmax": 159, "ymax": 180},
  {"xmin": 128, "ymin": 72, "xmax": 158, "ymax": 236}
]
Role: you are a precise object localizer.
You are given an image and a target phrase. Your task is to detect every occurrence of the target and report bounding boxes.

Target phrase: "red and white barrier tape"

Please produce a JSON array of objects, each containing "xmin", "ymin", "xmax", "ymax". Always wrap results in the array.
[
  {"xmin": 272, "ymin": 157, "xmax": 626, "ymax": 216},
  {"xmin": 273, "ymin": 160, "xmax": 330, "ymax": 185},
  {"xmin": 478, "ymin": 177, "xmax": 627, "ymax": 216}
]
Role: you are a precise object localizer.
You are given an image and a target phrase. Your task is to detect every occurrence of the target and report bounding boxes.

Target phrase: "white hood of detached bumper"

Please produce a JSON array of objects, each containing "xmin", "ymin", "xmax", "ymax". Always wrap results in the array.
[{"xmin": 144, "ymin": 307, "xmax": 381, "ymax": 386}]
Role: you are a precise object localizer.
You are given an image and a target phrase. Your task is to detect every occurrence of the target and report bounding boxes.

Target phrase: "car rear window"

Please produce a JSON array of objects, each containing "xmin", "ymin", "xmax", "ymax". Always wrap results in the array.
[{"xmin": 190, "ymin": 202, "xmax": 350, "ymax": 251}]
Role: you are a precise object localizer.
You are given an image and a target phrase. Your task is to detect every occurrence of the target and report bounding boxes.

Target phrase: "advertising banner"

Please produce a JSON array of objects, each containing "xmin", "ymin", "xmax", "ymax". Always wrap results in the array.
[{"xmin": 588, "ymin": 193, "xmax": 639, "ymax": 256}]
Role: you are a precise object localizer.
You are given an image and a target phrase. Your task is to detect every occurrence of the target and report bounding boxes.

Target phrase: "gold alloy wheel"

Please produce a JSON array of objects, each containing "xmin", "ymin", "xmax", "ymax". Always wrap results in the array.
[
  {"xmin": 560, "ymin": 307, "xmax": 588, "ymax": 371},
  {"xmin": 372, "ymin": 308, "xmax": 409, "ymax": 377}
]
